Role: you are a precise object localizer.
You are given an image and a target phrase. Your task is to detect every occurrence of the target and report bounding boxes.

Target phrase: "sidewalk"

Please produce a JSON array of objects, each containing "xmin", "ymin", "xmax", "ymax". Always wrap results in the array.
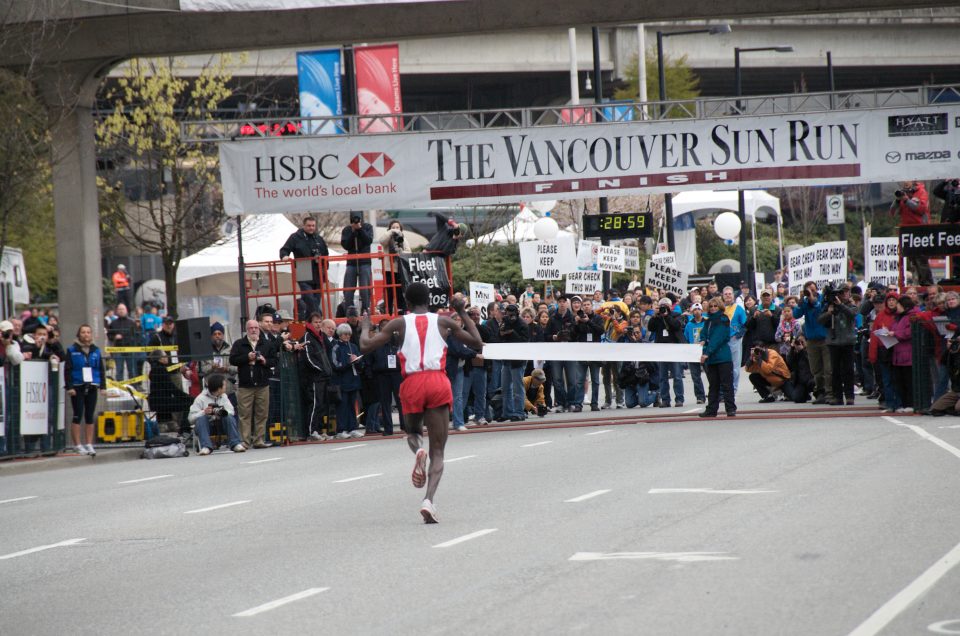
[{"xmin": 0, "ymin": 447, "xmax": 143, "ymax": 476}]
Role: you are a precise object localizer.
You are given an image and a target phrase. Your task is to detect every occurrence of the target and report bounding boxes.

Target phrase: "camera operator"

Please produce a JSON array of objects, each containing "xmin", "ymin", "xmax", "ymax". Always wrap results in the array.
[
  {"xmin": 933, "ymin": 178, "xmax": 960, "ymax": 223},
  {"xmin": 0, "ymin": 320, "xmax": 24, "ymax": 367},
  {"xmin": 578, "ymin": 298, "xmax": 606, "ymax": 410},
  {"xmin": 785, "ymin": 337, "xmax": 816, "ymax": 403},
  {"xmin": 498, "ymin": 304, "xmax": 529, "ymax": 421},
  {"xmin": 745, "ymin": 344, "xmax": 792, "ymax": 403},
  {"xmin": 341, "ymin": 212, "xmax": 374, "ymax": 312},
  {"xmin": 889, "ymin": 180, "xmax": 932, "ymax": 285},
  {"xmin": 817, "ymin": 285, "xmax": 859, "ymax": 405},
  {"xmin": 188, "ymin": 374, "xmax": 246, "ymax": 455},
  {"xmin": 619, "ymin": 312, "xmax": 657, "ymax": 408},
  {"xmin": 648, "ymin": 298, "xmax": 685, "ymax": 408},
  {"xmin": 425, "ymin": 211, "xmax": 466, "ymax": 257},
  {"xmin": 281, "ymin": 216, "xmax": 329, "ymax": 317},
  {"xmin": 929, "ymin": 334, "xmax": 960, "ymax": 416},
  {"xmin": 793, "ymin": 282, "xmax": 833, "ymax": 404},
  {"xmin": 379, "ymin": 220, "xmax": 407, "ymax": 313},
  {"xmin": 523, "ymin": 369, "xmax": 549, "ymax": 417},
  {"xmin": 545, "ymin": 295, "xmax": 579, "ymax": 412}
]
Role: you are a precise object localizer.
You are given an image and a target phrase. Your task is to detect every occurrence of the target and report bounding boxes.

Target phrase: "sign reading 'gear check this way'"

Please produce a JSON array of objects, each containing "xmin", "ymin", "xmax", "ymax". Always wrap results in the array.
[{"xmin": 219, "ymin": 105, "xmax": 960, "ymax": 214}]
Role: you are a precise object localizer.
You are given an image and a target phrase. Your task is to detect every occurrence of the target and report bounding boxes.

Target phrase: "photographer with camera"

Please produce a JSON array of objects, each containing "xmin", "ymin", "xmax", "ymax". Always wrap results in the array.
[
  {"xmin": 523, "ymin": 369, "xmax": 549, "ymax": 417},
  {"xmin": 188, "ymin": 374, "xmax": 246, "ymax": 455},
  {"xmin": 281, "ymin": 216, "xmax": 330, "ymax": 317},
  {"xmin": 0, "ymin": 319, "xmax": 23, "ymax": 367},
  {"xmin": 793, "ymin": 282, "xmax": 834, "ymax": 404},
  {"xmin": 817, "ymin": 284, "xmax": 859, "ymax": 405},
  {"xmin": 648, "ymin": 297, "xmax": 686, "ymax": 408},
  {"xmin": 425, "ymin": 210, "xmax": 466, "ymax": 257},
  {"xmin": 545, "ymin": 295, "xmax": 580, "ymax": 412},
  {"xmin": 745, "ymin": 344, "xmax": 792, "ymax": 403},
  {"xmin": 341, "ymin": 212, "xmax": 374, "ymax": 313},
  {"xmin": 933, "ymin": 178, "xmax": 960, "ymax": 223},
  {"xmin": 379, "ymin": 219, "xmax": 407, "ymax": 313},
  {"xmin": 785, "ymin": 337, "xmax": 816, "ymax": 402},
  {"xmin": 889, "ymin": 180, "xmax": 932, "ymax": 285},
  {"xmin": 498, "ymin": 304, "xmax": 529, "ymax": 422},
  {"xmin": 577, "ymin": 299, "xmax": 606, "ymax": 410},
  {"xmin": 929, "ymin": 334, "xmax": 960, "ymax": 416}
]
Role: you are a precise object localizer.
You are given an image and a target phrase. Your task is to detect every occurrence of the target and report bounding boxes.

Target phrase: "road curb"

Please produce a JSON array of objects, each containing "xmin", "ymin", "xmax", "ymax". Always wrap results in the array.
[{"xmin": 0, "ymin": 448, "xmax": 144, "ymax": 476}]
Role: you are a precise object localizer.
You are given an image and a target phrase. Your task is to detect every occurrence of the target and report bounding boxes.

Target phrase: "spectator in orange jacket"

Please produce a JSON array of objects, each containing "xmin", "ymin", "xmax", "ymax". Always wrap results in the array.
[
  {"xmin": 112, "ymin": 264, "xmax": 132, "ymax": 309},
  {"xmin": 745, "ymin": 345, "xmax": 791, "ymax": 403}
]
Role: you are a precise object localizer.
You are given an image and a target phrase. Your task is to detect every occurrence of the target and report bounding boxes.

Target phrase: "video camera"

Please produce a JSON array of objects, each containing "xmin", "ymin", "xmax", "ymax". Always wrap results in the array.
[
  {"xmin": 350, "ymin": 213, "xmax": 363, "ymax": 224},
  {"xmin": 822, "ymin": 284, "xmax": 839, "ymax": 304},
  {"xmin": 211, "ymin": 406, "xmax": 230, "ymax": 419},
  {"xmin": 895, "ymin": 185, "xmax": 917, "ymax": 199},
  {"xmin": 536, "ymin": 404, "xmax": 549, "ymax": 417}
]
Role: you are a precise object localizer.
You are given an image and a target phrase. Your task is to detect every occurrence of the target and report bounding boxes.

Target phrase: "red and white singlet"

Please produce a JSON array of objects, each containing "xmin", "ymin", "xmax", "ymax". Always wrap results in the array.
[{"xmin": 397, "ymin": 312, "xmax": 453, "ymax": 414}]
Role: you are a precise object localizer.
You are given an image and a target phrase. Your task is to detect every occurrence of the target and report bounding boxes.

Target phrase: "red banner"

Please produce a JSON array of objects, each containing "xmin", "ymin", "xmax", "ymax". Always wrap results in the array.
[{"xmin": 354, "ymin": 44, "xmax": 402, "ymax": 133}]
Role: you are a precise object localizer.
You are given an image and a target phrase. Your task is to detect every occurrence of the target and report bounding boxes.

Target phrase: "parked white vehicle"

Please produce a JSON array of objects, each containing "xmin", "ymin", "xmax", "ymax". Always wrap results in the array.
[{"xmin": 0, "ymin": 247, "xmax": 29, "ymax": 319}]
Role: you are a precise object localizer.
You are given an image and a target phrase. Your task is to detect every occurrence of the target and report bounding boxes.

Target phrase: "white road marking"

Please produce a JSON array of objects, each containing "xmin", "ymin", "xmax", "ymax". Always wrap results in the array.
[
  {"xmin": 887, "ymin": 419, "xmax": 960, "ymax": 461},
  {"xmin": 570, "ymin": 551, "xmax": 738, "ymax": 563},
  {"xmin": 585, "ymin": 429, "xmax": 613, "ymax": 436},
  {"xmin": 184, "ymin": 500, "xmax": 251, "ymax": 514},
  {"xmin": 445, "ymin": 455, "xmax": 477, "ymax": 463},
  {"xmin": 247, "ymin": 457, "xmax": 283, "ymax": 464},
  {"xmin": 333, "ymin": 473, "xmax": 382, "ymax": 483},
  {"xmin": 883, "ymin": 416, "xmax": 904, "ymax": 425},
  {"xmin": 521, "ymin": 441, "xmax": 553, "ymax": 448},
  {"xmin": 118, "ymin": 474, "xmax": 173, "ymax": 484},
  {"xmin": 648, "ymin": 488, "xmax": 777, "ymax": 495},
  {"xmin": 684, "ymin": 408, "xmax": 700, "ymax": 414},
  {"xmin": 847, "ymin": 539, "xmax": 960, "ymax": 636},
  {"xmin": 0, "ymin": 496, "xmax": 37, "ymax": 505},
  {"xmin": 329, "ymin": 444, "xmax": 367, "ymax": 452},
  {"xmin": 929, "ymin": 620, "xmax": 960, "ymax": 634},
  {"xmin": 938, "ymin": 425, "xmax": 960, "ymax": 429},
  {"xmin": 433, "ymin": 528, "xmax": 498, "ymax": 548},
  {"xmin": 232, "ymin": 587, "xmax": 330, "ymax": 617},
  {"xmin": 565, "ymin": 489, "xmax": 612, "ymax": 503},
  {"xmin": 0, "ymin": 538, "xmax": 85, "ymax": 561}
]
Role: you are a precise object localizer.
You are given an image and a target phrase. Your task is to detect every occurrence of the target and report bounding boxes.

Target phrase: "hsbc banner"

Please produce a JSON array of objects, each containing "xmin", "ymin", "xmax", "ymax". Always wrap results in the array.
[
  {"xmin": 219, "ymin": 105, "xmax": 960, "ymax": 214},
  {"xmin": 355, "ymin": 44, "xmax": 402, "ymax": 133}
]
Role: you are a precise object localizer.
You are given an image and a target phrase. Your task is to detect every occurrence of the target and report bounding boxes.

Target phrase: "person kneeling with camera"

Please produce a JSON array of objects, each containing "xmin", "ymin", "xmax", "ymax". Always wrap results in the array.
[
  {"xmin": 188, "ymin": 373, "xmax": 246, "ymax": 455},
  {"xmin": 523, "ymin": 369, "xmax": 550, "ymax": 417},
  {"xmin": 745, "ymin": 345, "xmax": 792, "ymax": 404}
]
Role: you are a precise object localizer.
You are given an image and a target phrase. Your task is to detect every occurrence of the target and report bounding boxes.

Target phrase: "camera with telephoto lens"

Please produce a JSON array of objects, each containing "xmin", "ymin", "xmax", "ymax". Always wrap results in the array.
[
  {"xmin": 822, "ymin": 284, "xmax": 839, "ymax": 304},
  {"xmin": 211, "ymin": 406, "xmax": 229, "ymax": 419},
  {"xmin": 536, "ymin": 404, "xmax": 549, "ymax": 417},
  {"xmin": 895, "ymin": 185, "xmax": 917, "ymax": 199},
  {"xmin": 950, "ymin": 338, "xmax": 960, "ymax": 354},
  {"xmin": 394, "ymin": 232, "xmax": 404, "ymax": 248},
  {"xmin": 751, "ymin": 346, "xmax": 766, "ymax": 360},
  {"xmin": 1, "ymin": 330, "xmax": 11, "ymax": 340}
]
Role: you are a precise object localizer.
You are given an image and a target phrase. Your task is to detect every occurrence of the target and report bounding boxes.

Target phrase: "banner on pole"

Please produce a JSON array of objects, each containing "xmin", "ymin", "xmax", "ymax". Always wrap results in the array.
[
  {"xmin": 576, "ymin": 240, "xmax": 599, "ymax": 271},
  {"xmin": 19, "ymin": 361, "xmax": 49, "ymax": 436},
  {"xmin": 596, "ymin": 245, "xmax": 625, "ymax": 272},
  {"xmin": 787, "ymin": 241, "xmax": 848, "ymax": 296},
  {"xmin": 865, "ymin": 237, "xmax": 901, "ymax": 286},
  {"xmin": 566, "ymin": 271, "xmax": 603, "ymax": 296},
  {"xmin": 644, "ymin": 260, "xmax": 689, "ymax": 297},
  {"xmin": 469, "ymin": 281, "xmax": 494, "ymax": 319},
  {"xmin": 219, "ymin": 104, "xmax": 960, "ymax": 214},
  {"xmin": 519, "ymin": 236, "xmax": 577, "ymax": 280},
  {"xmin": 354, "ymin": 44, "xmax": 402, "ymax": 133},
  {"xmin": 651, "ymin": 251, "xmax": 677, "ymax": 268},
  {"xmin": 296, "ymin": 49, "xmax": 343, "ymax": 136},
  {"xmin": 398, "ymin": 253, "xmax": 450, "ymax": 310}
]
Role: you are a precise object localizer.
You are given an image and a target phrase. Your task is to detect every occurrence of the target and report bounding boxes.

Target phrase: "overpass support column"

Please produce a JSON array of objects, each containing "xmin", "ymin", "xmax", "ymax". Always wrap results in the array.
[{"xmin": 39, "ymin": 64, "xmax": 107, "ymax": 342}]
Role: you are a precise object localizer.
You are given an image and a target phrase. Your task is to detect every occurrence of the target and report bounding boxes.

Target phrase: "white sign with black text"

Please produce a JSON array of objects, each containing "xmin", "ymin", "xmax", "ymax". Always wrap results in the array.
[
  {"xmin": 624, "ymin": 246, "xmax": 640, "ymax": 271},
  {"xmin": 787, "ymin": 241, "xmax": 848, "ymax": 296},
  {"xmin": 826, "ymin": 194, "xmax": 845, "ymax": 225},
  {"xmin": 566, "ymin": 271, "xmax": 604, "ymax": 296},
  {"xmin": 519, "ymin": 235, "xmax": 577, "ymax": 280},
  {"xmin": 644, "ymin": 260, "xmax": 689, "ymax": 297},
  {"xmin": 596, "ymin": 245, "xmax": 626, "ymax": 273},
  {"xmin": 865, "ymin": 237, "xmax": 901, "ymax": 287},
  {"xmin": 651, "ymin": 251, "xmax": 677, "ymax": 268},
  {"xmin": 469, "ymin": 281, "xmax": 495, "ymax": 320}
]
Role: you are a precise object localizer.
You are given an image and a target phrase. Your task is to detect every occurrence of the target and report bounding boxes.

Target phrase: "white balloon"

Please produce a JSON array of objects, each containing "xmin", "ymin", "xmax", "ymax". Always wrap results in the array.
[
  {"xmin": 714, "ymin": 212, "xmax": 742, "ymax": 240},
  {"xmin": 533, "ymin": 215, "xmax": 560, "ymax": 241}
]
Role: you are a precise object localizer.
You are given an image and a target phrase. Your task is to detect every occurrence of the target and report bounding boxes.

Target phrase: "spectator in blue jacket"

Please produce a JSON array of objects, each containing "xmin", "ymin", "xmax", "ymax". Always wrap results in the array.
[
  {"xmin": 683, "ymin": 303, "xmax": 707, "ymax": 404},
  {"xmin": 331, "ymin": 323, "xmax": 363, "ymax": 439},
  {"xmin": 700, "ymin": 298, "xmax": 737, "ymax": 418},
  {"xmin": 64, "ymin": 324, "xmax": 107, "ymax": 456},
  {"xmin": 793, "ymin": 281, "xmax": 833, "ymax": 404},
  {"xmin": 722, "ymin": 287, "xmax": 748, "ymax": 393},
  {"xmin": 446, "ymin": 313, "xmax": 478, "ymax": 431}
]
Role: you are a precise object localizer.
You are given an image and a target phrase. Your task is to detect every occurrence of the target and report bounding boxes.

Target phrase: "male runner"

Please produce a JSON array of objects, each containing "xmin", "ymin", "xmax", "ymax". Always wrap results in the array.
[{"xmin": 359, "ymin": 283, "xmax": 482, "ymax": 523}]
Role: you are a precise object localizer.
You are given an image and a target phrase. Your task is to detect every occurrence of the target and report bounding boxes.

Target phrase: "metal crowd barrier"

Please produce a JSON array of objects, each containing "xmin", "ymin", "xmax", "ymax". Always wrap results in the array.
[{"xmin": 1, "ymin": 361, "xmax": 66, "ymax": 458}]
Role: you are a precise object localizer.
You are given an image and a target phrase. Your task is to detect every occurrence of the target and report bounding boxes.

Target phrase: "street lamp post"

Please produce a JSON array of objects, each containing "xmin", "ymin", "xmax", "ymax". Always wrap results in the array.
[
  {"xmin": 656, "ymin": 25, "xmax": 730, "ymax": 255},
  {"xmin": 734, "ymin": 45, "xmax": 793, "ymax": 295}
]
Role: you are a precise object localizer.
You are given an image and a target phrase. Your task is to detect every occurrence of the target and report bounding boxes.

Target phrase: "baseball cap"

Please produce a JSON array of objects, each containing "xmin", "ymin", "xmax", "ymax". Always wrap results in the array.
[
  {"xmin": 658, "ymin": 298, "xmax": 672, "ymax": 306},
  {"xmin": 531, "ymin": 369, "xmax": 546, "ymax": 382},
  {"xmin": 0, "ymin": 320, "xmax": 13, "ymax": 332},
  {"xmin": 162, "ymin": 315, "xmax": 176, "ymax": 324},
  {"xmin": 277, "ymin": 310, "xmax": 294, "ymax": 321},
  {"xmin": 570, "ymin": 295, "xmax": 582, "ymax": 304},
  {"xmin": 761, "ymin": 290, "xmax": 771, "ymax": 297},
  {"xmin": 691, "ymin": 303, "xmax": 703, "ymax": 311},
  {"xmin": 117, "ymin": 264, "xmax": 126, "ymax": 270}
]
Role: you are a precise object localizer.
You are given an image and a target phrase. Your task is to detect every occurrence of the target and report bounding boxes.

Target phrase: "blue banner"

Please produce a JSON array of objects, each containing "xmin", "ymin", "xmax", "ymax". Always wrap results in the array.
[{"xmin": 296, "ymin": 49, "xmax": 343, "ymax": 135}]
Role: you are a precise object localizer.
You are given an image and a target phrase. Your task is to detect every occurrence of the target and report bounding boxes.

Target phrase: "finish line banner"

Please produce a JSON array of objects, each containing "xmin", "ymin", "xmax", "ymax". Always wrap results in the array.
[{"xmin": 219, "ymin": 106, "xmax": 960, "ymax": 214}]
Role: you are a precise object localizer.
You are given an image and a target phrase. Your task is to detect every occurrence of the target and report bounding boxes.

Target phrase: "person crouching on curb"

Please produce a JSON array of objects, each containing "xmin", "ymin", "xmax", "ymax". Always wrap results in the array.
[
  {"xmin": 188, "ymin": 374, "xmax": 246, "ymax": 455},
  {"xmin": 523, "ymin": 369, "xmax": 549, "ymax": 417},
  {"xmin": 745, "ymin": 345, "xmax": 792, "ymax": 403}
]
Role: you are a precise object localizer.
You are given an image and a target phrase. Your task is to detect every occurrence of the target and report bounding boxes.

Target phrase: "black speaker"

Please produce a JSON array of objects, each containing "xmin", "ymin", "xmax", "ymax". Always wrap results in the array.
[{"xmin": 175, "ymin": 318, "xmax": 213, "ymax": 359}]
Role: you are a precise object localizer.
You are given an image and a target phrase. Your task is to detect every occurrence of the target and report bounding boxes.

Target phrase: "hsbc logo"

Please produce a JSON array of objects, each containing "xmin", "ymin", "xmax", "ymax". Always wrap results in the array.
[{"xmin": 348, "ymin": 152, "xmax": 395, "ymax": 178}]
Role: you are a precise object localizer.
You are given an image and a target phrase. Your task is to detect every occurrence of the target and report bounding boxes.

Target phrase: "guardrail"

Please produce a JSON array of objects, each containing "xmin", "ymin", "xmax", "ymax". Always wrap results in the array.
[{"xmin": 1, "ymin": 361, "xmax": 66, "ymax": 458}]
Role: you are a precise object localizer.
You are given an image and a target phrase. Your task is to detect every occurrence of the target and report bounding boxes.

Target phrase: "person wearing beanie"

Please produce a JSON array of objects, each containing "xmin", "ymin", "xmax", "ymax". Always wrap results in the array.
[
  {"xmin": 200, "ymin": 321, "xmax": 237, "ymax": 396},
  {"xmin": 890, "ymin": 296, "xmax": 919, "ymax": 413},
  {"xmin": 523, "ymin": 369, "xmax": 548, "ymax": 417}
]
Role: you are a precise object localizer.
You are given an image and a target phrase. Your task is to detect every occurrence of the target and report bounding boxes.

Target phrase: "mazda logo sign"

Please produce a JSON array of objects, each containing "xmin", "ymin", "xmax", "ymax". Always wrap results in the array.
[{"xmin": 885, "ymin": 151, "xmax": 902, "ymax": 163}]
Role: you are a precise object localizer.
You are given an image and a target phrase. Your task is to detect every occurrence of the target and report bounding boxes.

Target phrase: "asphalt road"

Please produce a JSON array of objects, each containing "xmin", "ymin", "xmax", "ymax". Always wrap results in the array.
[{"xmin": 2, "ymin": 405, "xmax": 960, "ymax": 636}]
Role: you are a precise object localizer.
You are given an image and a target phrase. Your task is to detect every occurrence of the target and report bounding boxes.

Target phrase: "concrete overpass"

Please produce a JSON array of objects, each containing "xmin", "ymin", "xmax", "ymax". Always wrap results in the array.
[{"xmin": 1, "ymin": 0, "xmax": 957, "ymax": 335}]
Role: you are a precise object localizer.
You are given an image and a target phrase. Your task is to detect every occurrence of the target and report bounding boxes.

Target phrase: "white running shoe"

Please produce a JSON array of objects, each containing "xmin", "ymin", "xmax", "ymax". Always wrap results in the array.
[
  {"xmin": 75, "ymin": 445, "xmax": 89, "ymax": 455},
  {"xmin": 309, "ymin": 431, "xmax": 323, "ymax": 441},
  {"xmin": 198, "ymin": 447, "xmax": 211, "ymax": 456},
  {"xmin": 412, "ymin": 448, "xmax": 428, "ymax": 488},
  {"xmin": 86, "ymin": 444, "xmax": 97, "ymax": 456},
  {"xmin": 231, "ymin": 444, "xmax": 246, "ymax": 453},
  {"xmin": 349, "ymin": 430, "xmax": 365, "ymax": 438},
  {"xmin": 334, "ymin": 432, "xmax": 351, "ymax": 440},
  {"xmin": 455, "ymin": 425, "xmax": 468, "ymax": 432},
  {"xmin": 420, "ymin": 498, "xmax": 439, "ymax": 524}
]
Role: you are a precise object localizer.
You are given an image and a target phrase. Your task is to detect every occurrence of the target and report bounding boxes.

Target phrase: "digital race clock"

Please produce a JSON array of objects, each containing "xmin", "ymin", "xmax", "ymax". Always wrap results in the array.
[{"xmin": 582, "ymin": 212, "xmax": 654, "ymax": 239}]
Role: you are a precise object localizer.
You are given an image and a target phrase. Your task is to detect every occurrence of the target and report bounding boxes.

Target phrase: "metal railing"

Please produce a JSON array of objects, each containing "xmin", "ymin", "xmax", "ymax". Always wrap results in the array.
[{"xmin": 181, "ymin": 83, "xmax": 960, "ymax": 143}]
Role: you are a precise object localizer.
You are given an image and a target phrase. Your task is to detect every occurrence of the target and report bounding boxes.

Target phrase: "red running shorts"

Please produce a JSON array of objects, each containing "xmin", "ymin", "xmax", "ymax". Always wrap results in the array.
[{"xmin": 399, "ymin": 370, "xmax": 453, "ymax": 415}]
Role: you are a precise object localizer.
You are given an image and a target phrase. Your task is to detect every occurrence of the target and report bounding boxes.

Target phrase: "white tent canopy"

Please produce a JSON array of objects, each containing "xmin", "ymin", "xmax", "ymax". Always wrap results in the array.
[{"xmin": 668, "ymin": 190, "xmax": 783, "ymax": 275}]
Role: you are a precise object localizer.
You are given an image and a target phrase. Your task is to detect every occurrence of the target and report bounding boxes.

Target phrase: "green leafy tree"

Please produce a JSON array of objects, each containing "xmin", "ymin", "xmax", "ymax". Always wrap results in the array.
[
  {"xmin": 614, "ymin": 50, "xmax": 701, "ymax": 106},
  {"xmin": 96, "ymin": 56, "xmax": 236, "ymax": 317}
]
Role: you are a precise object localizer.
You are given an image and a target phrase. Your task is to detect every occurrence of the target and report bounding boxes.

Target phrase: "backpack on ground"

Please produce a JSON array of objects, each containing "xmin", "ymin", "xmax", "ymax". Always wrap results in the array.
[{"xmin": 141, "ymin": 435, "xmax": 189, "ymax": 459}]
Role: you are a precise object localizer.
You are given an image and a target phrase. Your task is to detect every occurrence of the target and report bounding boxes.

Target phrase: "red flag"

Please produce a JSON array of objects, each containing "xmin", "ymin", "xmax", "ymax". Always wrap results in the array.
[{"xmin": 354, "ymin": 44, "xmax": 402, "ymax": 133}]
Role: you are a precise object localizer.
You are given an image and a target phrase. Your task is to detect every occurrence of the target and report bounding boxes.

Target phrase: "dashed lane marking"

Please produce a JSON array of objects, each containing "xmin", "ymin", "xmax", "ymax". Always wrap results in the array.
[
  {"xmin": 585, "ymin": 429, "xmax": 613, "ymax": 436},
  {"xmin": 332, "ymin": 473, "xmax": 382, "ymax": 483},
  {"xmin": 521, "ymin": 441, "xmax": 553, "ymax": 448},
  {"xmin": 233, "ymin": 588, "xmax": 330, "ymax": 617},
  {"xmin": 0, "ymin": 538, "xmax": 85, "ymax": 561},
  {"xmin": 445, "ymin": 455, "xmax": 477, "ymax": 463},
  {"xmin": 329, "ymin": 444, "xmax": 367, "ymax": 452},
  {"xmin": 0, "ymin": 496, "xmax": 38, "ymax": 505},
  {"xmin": 184, "ymin": 500, "xmax": 251, "ymax": 515},
  {"xmin": 247, "ymin": 457, "xmax": 283, "ymax": 464},
  {"xmin": 569, "ymin": 551, "xmax": 738, "ymax": 563},
  {"xmin": 119, "ymin": 474, "xmax": 173, "ymax": 484},
  {"xmin": 648, "ymin": 488, "xmax": 777, "ymax": 495},
  {"xmin": 565, "ymin": 490, "xmax": 612, "ymax": 503},
  {"xmin": 433, "ymin": 529, "xmax": 499, "ymax": 548}
]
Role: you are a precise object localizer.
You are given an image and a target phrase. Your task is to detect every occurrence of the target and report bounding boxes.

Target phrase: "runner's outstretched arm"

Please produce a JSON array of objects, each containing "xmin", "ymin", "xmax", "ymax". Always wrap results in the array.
[
  {"xmin": 438, "ymin": 297, "xmax": 482, "ymax": 349},
  {"xmin": 359, "ymin": 315, "xmax": 405, "ymax": 354}
]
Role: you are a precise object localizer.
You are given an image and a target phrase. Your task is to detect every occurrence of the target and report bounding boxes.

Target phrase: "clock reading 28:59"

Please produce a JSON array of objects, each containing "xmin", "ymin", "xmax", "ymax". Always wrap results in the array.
[{"xmin": 584, "ymin": 212, "xmax": 653, "ymax": 239}]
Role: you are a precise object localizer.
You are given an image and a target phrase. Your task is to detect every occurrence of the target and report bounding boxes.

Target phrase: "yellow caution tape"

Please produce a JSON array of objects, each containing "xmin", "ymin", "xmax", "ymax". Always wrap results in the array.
[
  {"xmin": 166, "ymin": 363, "xmax": 185, "ymax": 372},
  {"xmin": 115, "ymin": 374, "xmax": 148, "ymax": 385},
  {"xmin": 106, "ymin": 378, "xmax": 148, "ymax": 400},
  {"xmin": 104, "ymin": 345, "xmax": 178, "ymax": 353}
]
